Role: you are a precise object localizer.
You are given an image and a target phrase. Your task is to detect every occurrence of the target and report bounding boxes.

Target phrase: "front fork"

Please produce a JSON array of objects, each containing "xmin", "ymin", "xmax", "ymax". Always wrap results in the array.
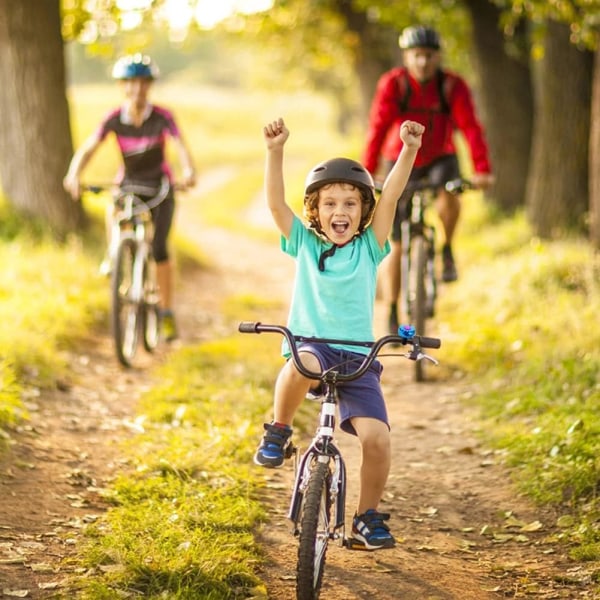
[{"xmin": 288, "ymin": 399, "xmax": 347, "ymax": 540}]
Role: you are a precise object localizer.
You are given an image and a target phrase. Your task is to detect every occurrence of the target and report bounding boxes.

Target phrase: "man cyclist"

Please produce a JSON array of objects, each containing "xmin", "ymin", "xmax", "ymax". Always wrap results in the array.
[
  {"xmin": 362, "ymin": 25, "xmax": 494, "ymax": 334},
  {"xmin": 64, "ymin": 53, "xmax": 196, "ymax": 342}
]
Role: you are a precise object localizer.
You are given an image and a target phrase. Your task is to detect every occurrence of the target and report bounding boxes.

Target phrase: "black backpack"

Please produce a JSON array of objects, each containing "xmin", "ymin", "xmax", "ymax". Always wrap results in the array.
[{"xmin": 396, "ymin": 68, "xmax": 454, "ymax": 114}]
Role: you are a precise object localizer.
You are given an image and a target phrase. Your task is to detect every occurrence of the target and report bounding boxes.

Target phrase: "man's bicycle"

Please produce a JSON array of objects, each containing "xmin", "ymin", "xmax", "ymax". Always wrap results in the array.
[
  {"xmin": 239, "ymin": 321, "xmax": 441, "ymax": 600},
  {"xmin": 84, "ymin": 178, "xmax": 171, "ymax": 367},
  {"xmin": 397, "ymin": 177, "xmax": 470, "ymax": 382}
]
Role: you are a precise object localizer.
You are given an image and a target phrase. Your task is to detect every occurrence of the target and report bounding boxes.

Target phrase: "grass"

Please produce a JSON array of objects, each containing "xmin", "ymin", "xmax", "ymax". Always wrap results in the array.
[
  {"xmin": 0, "ymin": 198, "xmax": 107, "ymax": 435},
  {"xmin": 2, "ymin": 82, "xmax": 600, "ymax": 594},
  {"xmin": 435, "ymin": 190, "xmax": 600, "ymax": 562},
  {"xmin": 68, "ymin": 336, "xmax": 278, "ymax": 598}
]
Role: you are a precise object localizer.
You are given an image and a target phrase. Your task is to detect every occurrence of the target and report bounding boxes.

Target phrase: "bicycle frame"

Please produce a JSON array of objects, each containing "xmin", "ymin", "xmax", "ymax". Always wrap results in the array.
[
  {"xmin": 288, "ymin": 383, "xmax": 348, "ymax": 538},
  {"xmin": 83, "ymin": 178, "xmax": 170, "ymax": 366},
  {"xmin": 399, "ymin": 183, "xmax": 438, "ymax": 332}
]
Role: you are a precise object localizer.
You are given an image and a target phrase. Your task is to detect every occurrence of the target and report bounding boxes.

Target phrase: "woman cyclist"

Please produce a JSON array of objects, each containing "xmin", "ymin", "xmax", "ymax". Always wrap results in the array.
[{"xmin": 63, "ymin": 53, "xmax": 196, "ymax": 342}]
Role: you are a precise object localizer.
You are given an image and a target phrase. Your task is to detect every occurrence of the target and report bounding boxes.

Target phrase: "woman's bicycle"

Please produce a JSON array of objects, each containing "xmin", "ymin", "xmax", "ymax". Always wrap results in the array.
[
  {"xmin": 238, "ymin": 321, "xmax": 441, "ymax": 600},
  {"xmin": 83, "ymin": 178, "xmax": 171, "ymax": 367},
  {"xmin": 397, "ymin": 177, "xmax": 471, "ymax": 382}
]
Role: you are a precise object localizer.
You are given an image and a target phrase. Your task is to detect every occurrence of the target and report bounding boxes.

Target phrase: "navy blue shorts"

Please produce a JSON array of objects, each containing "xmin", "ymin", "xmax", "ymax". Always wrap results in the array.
[{"xmin": 297, "ymin": 343, "xmax": 388, "ymax": 437}]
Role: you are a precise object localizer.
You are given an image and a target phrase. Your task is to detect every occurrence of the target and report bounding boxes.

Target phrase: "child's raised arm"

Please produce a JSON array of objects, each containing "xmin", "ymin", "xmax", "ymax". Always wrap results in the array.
[
  {"xmin": 264, "ymin": 118, "xmax": 294, "ymax": 238},
  {"xmin": 371, "ymin": 120, "xmax": 424, "ymax": 247}
]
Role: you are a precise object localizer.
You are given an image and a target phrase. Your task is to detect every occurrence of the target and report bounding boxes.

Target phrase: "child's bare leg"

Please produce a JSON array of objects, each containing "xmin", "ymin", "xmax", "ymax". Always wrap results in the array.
[
  {"xmin": 273, "ymin": 351, "xmax": 320, "ymax": 425},
  {"xmin": 351, "ymin": 417, "xmax": 391, "ymax": 513}
]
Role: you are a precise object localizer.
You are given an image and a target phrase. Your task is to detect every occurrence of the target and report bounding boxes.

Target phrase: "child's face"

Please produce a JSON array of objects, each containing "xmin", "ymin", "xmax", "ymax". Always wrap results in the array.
[{"xmin": 317, "ymin": 183, "xmax": 363, "ymax": 245}]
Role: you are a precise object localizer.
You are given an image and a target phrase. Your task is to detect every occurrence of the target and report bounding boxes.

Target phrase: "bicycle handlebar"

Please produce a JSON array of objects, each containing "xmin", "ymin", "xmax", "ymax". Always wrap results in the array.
[
  {"xmin": 81, "ymin": 177, "xmax": 175, "ymax": 215},
  {"xmin": 238, "ymin": 321, "xmax": 441, "ymax": 382},
  {"xmin": 374, "ymin": 176, "xmax": 473, "ymax": 196},
  {"xmin": 445, "ymin": 178, "xmax": 475, "ymax": 195}
]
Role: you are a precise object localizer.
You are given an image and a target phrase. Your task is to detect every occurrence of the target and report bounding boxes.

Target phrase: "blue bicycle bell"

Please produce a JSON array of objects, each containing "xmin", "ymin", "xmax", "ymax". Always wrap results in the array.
[{"xmin": 398, "ymin": 324, "xmax": 416, "ymax": 339}]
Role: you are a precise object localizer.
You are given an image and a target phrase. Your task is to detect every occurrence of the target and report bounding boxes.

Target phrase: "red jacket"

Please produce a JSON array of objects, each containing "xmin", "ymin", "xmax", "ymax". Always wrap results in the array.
[{"xmin": 362, "ymin": 66, "xmax": 491, "ymax": 175}]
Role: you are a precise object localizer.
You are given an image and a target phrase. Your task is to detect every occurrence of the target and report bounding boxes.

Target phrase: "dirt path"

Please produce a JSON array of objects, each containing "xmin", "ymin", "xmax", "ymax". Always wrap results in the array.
[{"xmin": 0, "ymin": 191, "xmax": 596, "ymax": 598}]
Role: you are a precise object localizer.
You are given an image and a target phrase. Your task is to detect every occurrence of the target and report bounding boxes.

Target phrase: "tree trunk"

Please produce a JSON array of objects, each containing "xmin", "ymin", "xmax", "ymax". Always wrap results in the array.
[
  {"xmin": 0, "ymin": 0, "xmax": 84, "ymax": 237},
  {"xmin": 462, "ymin": 0, "xmax": 533, "ymax": 214},
  {"xmin": 334, "ymin": 0, "xmax": 398, "ymax": 122},
  {"xmin": 590, "ymin": 48, "xmax": 600, "ymax": 249},
  {"xmin": 526, "ymin": 20, "xmax": 593, "ymax": 238}
]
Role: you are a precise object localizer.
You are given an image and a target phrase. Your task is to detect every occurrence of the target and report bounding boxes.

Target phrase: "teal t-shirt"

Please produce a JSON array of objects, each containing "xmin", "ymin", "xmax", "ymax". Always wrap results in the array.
[{"xmin": 281, "ymin": 216, "xmax": 390, "ymax": 356}]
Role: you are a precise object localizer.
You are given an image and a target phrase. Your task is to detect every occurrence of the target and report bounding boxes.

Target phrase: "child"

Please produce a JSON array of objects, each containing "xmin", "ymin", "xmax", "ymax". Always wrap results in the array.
[{"xmin": 254, "ymin": 117, "xmax": 424, "ymax": 549}]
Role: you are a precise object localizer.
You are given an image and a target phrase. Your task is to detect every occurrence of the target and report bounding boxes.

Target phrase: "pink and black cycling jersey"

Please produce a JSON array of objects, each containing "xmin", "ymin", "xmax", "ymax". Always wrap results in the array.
[{"xmin": 95, "ymin": 104, "xmax": 181, "ymax": 187}]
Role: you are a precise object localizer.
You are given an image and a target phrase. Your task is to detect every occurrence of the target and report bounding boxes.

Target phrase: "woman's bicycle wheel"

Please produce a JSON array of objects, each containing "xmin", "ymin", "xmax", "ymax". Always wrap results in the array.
[
  {"xmin": 141, "ymin": 256, "xmax": 160, "ymax": 352},
  {"xmin": 296, "ymin": 460, "xmax": 331, "ymax": 600},
  {"xmin": 111, "ymin": 237, "xmax": 140, "ymax": 367}
]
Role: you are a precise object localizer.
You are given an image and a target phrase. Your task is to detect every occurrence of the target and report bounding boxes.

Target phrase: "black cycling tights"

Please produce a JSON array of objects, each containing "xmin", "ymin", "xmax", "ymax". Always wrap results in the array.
[{"xmin": 150, "ymin": 191, "xmax": 175, "ymax": 263}]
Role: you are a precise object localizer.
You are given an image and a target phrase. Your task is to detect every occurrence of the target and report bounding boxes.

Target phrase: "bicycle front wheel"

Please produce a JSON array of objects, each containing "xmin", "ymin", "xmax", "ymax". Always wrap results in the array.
[
  {"xmin": 296, "ymin": 460, "xmax": 331, "ymax": 600},
  {"xmin": 111, "ymin": 237, "xmax": 140, "ymax": 367},
  {"xmin": 141, "ymin": 256, "xmax": 160, "ymax": 352}
]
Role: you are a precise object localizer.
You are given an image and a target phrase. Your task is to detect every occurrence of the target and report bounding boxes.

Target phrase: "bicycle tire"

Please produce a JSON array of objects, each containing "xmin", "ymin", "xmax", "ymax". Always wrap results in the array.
[
  {"xmin": 412, "ymin": 235, "xmax": 427, "ymax": 382},
  {"xmin": 296, "ymin": 460, "xmax": 331, "ymax": 600},
  {"xmin": 111, "ymin": 237, "xmax": 140, "ymax": 367},
  {"xmin": 141, "ymin": 256, "xmax": 160, "ymax": 352}
]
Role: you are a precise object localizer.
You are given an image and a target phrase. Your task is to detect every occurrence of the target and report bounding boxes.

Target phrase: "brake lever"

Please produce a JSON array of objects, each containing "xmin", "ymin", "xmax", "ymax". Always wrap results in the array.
[
  {"xmin": 417, "ymin": 352, "xmax": 439, "ymax": 365},
  {"xmin": 400, "ymin": 348, "xmax": 439, "ymax": 365}
]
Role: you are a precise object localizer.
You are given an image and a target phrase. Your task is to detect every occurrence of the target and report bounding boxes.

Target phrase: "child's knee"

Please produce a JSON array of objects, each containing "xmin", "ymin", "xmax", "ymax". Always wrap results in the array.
[{"xmin": 362, "ymin": 431, "xmax": 391, "ymax": 460}]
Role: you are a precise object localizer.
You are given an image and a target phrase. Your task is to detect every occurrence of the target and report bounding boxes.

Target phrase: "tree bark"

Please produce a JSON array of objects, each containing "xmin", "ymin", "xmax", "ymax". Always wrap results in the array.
[
  {"xmin": 0, "ymin": 0, "xmax": 84, "ymax": 237},
  {"xmin": 590, "ymin": 48, "xmax": 600, "ymax": 249},
  {"xmin": 334, "ymin": 0, "xmax": 398, "ymax": 122},
  {"xmin": 462, "ymin": 0, "xmax": 533, "ymax": 214},
  {"xmin": 526, "ymin": 20, "xmax": 592, "ymax": 238}
]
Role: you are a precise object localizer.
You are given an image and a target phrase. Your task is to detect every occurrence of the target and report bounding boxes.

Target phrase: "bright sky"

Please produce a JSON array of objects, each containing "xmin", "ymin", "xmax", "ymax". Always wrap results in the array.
[
  {"xmin": 116, "ymin": 0, "xmax": 273, "ymax": 30},
  {"xmin": 193, "ymin": 0, "xmax": 273, "ymax": 29}
]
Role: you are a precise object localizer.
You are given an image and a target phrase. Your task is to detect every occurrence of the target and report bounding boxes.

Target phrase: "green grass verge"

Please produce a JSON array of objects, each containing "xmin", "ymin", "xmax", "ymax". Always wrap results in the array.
[
  {"xmin": 0, "ymin": 197, "xmax": 108, "ymax": 434},
  {"xmin": 437, "ymin": 191, "xmax": 600, "ymax": 563},
  {"xmin": 67, "ymin": 333, "xmax": 281, "ymax": 599}
]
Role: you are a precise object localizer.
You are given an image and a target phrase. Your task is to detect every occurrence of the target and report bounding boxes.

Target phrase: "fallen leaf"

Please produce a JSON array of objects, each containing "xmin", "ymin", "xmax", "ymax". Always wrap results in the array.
[
  {"xmin": 2, "ymin": 590, "xmax": 29, "ymax": 598},
  {"xmin": 30, "ymin": 563, "xmax": 54, "ymax": 573},
  {"xmin": 520, "ymin": 520, "xmax": 543, "ymax": 532}
]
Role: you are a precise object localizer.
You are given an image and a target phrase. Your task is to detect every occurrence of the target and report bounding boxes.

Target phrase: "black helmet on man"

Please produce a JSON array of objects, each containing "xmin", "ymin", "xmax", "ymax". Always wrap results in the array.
[
  {"xmin": 112, "ymin": 53, "xmax": 160, "ymax": 80},
  {"xmin": 398, "ymin": 26, "xmax": 441, "ymax": 50}
]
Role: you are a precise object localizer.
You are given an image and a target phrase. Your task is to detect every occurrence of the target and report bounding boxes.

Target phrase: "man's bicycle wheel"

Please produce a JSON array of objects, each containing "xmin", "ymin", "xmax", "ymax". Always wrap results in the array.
[
  {"xmin": 296, "ymin": 460, "xmax": 331, "ymax": 600},
  {"xmin": 111, "ymin": 237, "xmax": 140, "ymax": 367},
  {"xmin": 411, "ymin": 235, "xmax": 428, "ymax": 382}
]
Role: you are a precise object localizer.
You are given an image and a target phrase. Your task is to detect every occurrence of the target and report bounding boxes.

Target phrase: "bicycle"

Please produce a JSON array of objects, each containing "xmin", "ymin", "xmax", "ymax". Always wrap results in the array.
[
  {"xmin": 238, "ymin": 321, "xmax": 441, "ymax": 600},
  {"xmin": 396, "ymin": 176, "xmax": 471, "ymax": 382},
  {"xmin": 83, "ymin": 178, "xmax": 171, "ymax": 367}
]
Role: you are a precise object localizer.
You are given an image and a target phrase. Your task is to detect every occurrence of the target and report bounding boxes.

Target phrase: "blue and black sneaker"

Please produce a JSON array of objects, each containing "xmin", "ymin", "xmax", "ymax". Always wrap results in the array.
[
  {"xmin": 254, "ymin": 422, "xmax": 293, "ymax": 468},
  {"xmin": 352, "ymin": 509, "xmax": 395, "ymax": 550}
]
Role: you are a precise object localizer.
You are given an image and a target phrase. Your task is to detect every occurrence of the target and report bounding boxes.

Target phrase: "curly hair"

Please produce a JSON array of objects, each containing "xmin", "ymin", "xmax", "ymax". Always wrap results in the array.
[{"xmin": 303, "ymin": 182, "xmax": 376, "ymax": 236}]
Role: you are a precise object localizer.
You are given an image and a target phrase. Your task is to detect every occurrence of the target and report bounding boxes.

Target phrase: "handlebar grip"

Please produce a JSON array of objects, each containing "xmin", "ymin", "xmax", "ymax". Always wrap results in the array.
[
  {"xmin": 238, "ymin": 321, "xmax": 260, "ymax": 333},
  {"xmin": 419, "ymin": 336, "xmax": 441, "ymax": 349}
]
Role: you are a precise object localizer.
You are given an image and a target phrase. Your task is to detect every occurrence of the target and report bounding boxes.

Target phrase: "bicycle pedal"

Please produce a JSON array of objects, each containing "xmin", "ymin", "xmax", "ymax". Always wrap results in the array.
[
  {"xmin": 343, "ymin": 537, "xmax": 371, "ymax": 551},
  {"xmin": 284, "ymin": 443, "xmax": 297, "ymax": 460}
]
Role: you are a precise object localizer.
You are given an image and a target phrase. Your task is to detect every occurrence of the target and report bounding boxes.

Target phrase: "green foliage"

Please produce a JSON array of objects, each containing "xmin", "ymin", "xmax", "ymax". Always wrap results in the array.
[
  {"xmin": 0, "ymin": 197, "xmax": 107, "ymax": 389},
  {"xmin": 0, "ymin": 361, "xmax": 27, "ymax": 437}
]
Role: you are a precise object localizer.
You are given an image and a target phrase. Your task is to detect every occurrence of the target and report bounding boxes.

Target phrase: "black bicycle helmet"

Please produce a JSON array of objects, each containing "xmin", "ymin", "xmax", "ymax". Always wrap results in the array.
[
  {"xmin": 305, "ymin": 157, "xmax": 375, "ymax": 196},
  {"xmin": 398, "ymin": 26, "xmax": 441, "ymax": 50}
]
